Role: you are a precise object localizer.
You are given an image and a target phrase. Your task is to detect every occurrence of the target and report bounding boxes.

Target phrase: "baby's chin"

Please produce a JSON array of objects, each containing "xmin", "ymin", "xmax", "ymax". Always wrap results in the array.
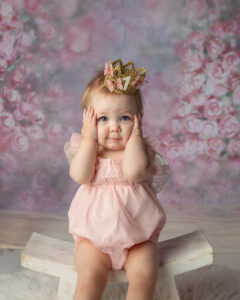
[{"xmin": 99, "ymin": 142, "xmax": 126, "ymax": 152}]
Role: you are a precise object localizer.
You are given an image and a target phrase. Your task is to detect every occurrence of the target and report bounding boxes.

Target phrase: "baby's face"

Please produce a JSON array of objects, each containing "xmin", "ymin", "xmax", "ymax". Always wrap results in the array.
[{"xmin": 91, "ymin": 92, "xmax": 138, "ymax": 152}]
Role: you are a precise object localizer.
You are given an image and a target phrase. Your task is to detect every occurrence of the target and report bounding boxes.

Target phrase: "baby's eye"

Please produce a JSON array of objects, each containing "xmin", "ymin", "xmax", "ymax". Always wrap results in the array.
[
  {"xmin": 98, "ymin": 116, "xmax": 107, "ymax": 122},
  {"xmin": 121, "ymin": 115, "xmax": 131, "ymax": 121}
]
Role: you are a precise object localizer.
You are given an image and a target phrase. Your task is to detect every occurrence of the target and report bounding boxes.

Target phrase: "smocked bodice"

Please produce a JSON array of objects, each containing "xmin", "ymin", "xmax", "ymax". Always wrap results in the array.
[
  {"xmin": 90, "ymin": 156, "xmax": 145, "ymax": 186},
  {"xmin": 64, "ymin": 132, "xmax": 170, "ymax": 194}
]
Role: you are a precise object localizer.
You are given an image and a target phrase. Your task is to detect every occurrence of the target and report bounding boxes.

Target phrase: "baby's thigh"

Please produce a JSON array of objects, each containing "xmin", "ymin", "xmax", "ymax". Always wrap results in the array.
[
  {"xmin": 74, "ymin": 239, "xmax": 112, "ymax": 274},
  {"xmin": 124, "ymin": 241, "xmax": 159, "ymax": 281}
]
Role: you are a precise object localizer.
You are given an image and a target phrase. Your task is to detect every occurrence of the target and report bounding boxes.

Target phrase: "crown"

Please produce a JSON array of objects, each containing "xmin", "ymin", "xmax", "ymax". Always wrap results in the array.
[{"xmin": 103, "ymin": 58, "xmax": 148, "ymax": 95}]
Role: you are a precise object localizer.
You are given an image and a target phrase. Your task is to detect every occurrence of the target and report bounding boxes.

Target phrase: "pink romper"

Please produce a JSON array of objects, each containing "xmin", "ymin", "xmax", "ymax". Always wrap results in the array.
[{"xmin": 64, "ymin": 132, "xmax": 170, "ymax": 271}]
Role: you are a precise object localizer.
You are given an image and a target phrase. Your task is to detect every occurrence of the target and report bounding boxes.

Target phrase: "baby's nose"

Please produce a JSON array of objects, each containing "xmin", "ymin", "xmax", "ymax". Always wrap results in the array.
[{"xmin": 110, "ymin": 122, "xmax": 121, "ymax": 132}]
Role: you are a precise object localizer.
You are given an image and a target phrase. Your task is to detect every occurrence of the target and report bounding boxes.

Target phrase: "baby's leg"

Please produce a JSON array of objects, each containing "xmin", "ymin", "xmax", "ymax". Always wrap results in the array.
[
  {"xmin": 124, "ymin": 240, "xmax": 159, "ymax": 300},
  {"xmin": 73, "ymin": 239, "xmax": 112, "ymax": 300}
]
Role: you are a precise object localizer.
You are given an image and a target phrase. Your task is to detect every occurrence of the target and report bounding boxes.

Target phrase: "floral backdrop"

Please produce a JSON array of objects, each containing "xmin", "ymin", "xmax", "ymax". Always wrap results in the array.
[{"xmin": 0, "ymin": 0, "xmax": 239, "ymax": 212}]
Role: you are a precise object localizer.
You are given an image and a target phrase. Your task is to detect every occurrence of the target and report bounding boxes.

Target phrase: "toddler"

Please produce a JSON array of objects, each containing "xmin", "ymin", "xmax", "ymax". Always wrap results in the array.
[{"xmin": 64, "ymin": 59, "xmax": 170, "ymax": 300}]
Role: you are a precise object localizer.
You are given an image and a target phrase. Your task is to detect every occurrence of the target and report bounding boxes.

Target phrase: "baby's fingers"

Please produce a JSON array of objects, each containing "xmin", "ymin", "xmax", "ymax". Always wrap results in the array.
[
  {"xmin": 134, "ymin": 114, "xmax": 140, "ymax": 129},
  {"xmin": 83, "ymin": 106, "xmax": 94, "ymax": 122}
]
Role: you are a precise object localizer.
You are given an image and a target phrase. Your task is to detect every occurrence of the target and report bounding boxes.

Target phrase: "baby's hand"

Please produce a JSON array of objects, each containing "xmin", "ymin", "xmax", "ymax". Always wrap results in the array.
[
  {"xmin": 81, "ymin": 106, "xmax": 98, "ymax": 141},
  {"xmin": 129, "ymin": 112, "xmax": 143, "ymax": 139}
]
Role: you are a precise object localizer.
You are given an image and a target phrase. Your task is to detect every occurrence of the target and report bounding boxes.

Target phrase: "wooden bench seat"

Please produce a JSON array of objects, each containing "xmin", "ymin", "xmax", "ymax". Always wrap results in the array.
[{"xmin": 21, "ymin": 229, "xmax": 213, "ymax": 300}]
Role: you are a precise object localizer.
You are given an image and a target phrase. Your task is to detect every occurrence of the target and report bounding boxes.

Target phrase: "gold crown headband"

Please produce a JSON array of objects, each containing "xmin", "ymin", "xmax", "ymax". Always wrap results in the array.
[{"xmin": 102, "ymin": 58, "xmax": 148, "ymax": 95}]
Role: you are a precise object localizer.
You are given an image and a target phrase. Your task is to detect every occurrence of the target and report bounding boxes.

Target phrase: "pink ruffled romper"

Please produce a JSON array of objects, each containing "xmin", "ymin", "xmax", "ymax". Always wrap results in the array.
[{"xmin": 64, "ymin": 132, "xmax": 170, "ymax": 271}]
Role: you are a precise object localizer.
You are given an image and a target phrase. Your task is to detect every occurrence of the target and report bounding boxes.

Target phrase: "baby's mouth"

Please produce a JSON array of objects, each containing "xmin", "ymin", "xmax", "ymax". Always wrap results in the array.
[{"xmin": 109, "ymin": 137, "xmax": 121, "ymax": 141}]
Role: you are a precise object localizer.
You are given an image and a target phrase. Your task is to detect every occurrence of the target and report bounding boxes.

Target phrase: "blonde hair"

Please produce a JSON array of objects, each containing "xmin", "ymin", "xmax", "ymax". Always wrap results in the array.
[{"xmin": 80, "ymin": 70, "xmax": 145, "ymax": 116}]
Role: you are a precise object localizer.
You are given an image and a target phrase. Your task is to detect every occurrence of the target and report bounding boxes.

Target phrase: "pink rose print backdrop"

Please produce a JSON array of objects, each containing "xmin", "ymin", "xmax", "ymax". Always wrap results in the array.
[{"xmin": 0, "ymin": 0, "xmax": 239, "ymax": 212}]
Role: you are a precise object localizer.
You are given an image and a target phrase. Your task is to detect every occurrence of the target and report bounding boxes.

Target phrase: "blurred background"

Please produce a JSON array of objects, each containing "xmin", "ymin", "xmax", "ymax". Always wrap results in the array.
[{"xmin": 0, "ymin": 0, "xmax": 239, "ymax": 213}]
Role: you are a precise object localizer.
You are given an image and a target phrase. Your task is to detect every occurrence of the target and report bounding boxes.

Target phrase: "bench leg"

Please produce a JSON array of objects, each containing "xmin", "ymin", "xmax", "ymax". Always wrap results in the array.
[
  {"xmin": 157, "ymin": 269, "xmax": 180, "ymax": 300},
  {"xmin": 56, "ymin": 271, "xmax": 77, "ymax": 300}
]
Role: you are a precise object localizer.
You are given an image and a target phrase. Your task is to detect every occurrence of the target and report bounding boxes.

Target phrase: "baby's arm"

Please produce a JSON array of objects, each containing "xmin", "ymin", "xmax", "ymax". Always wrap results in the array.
[
  {"xmin": 123, "ymin": 114, "xmax": 154, "ymax": 183},
  {"xmin": 123, "ymin": 135, "xmax": 152, "ymax": 183},
  {"xmin": 69, "ymin": 138, "xmax": 97, "ymax": 184},
  {"xmin": 69, "ymin": 107, "xmax": 98, "ymax": 184}
]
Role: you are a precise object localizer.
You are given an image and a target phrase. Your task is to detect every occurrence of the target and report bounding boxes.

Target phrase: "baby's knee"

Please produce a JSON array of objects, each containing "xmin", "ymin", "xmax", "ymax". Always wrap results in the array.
[
  {"xmin": 75, "ymin": 263, "xmax": 109, "ymax": 297},
  {"xmin": 128, "ymin": 262, "xmax": 158, "ymax": 286}
]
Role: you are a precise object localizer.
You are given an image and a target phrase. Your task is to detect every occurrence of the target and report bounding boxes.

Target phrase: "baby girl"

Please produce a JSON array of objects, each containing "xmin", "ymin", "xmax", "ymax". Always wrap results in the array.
[{"xmin": 64, "ymin": 58, "xmax": 170, "ymax": 300}]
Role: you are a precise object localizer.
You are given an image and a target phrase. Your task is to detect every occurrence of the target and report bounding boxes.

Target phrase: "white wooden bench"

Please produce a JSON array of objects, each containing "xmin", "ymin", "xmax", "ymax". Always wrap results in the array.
[{"xmin": 21, "ymin": 229, "xmax": 213, "ymax": 300}]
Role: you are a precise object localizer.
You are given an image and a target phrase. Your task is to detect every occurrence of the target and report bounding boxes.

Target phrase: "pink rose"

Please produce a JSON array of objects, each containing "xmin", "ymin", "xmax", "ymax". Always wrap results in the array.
[
  {"xmin": 25, "ymin": 125, "xmax": 44, "ymax": 140},
  {"xmin": 0, "ymin": 31, "xmax": 16, "ymax": 64},
  {"xmin": 185, "ymin": 0, "xmax": 207, "ymax": 19},
  {"xmin": 10, "ymin": 69, "xmax": 25, "ymax": 87},
  {"xmin": 0, "ymin": 2, "xmax": 21, "ymax": 31},
  {"xmin": 182, "ymin": 49, "xmax": 205, "ymax": 72},
  {"xmin": 0, "ymin": 111, "xmax": 15, "ymax": 132},
  {"xmin": 223, "ymin": 19, "xmax": 239, "ymax": 37},
  {"xmin": 11, "ymin": 130, "xmax": 29, "ymax": 152},
  {"xmin": 204, "ymin": 61, "xmax": 227, "ymax": 83},
  {"xmin": 24, "ymin": 0, "xmax": 40, "ymax": 13},
  {"xmin": 205, "ymin": 138, "xmax": 225, "ymax": 158},
  {"xmin": 211, "ymin": 20, "xmax": 228, "ymax": 39},
  {"xmin": 10, "ymin": 62, "xmax": 32, "ymax": 87},
  {"xmin": 18, "ymin": 101, "xmax": 33, "ymax": 116},
  {"xmin": 177, "ymin": 101, "xmax": 192, "ymax": 117},
  {"xmin": 203, "ymin": 97, "xmax": 222, "ymax": 120},
  {"xmin": 222, "ymin": 51, "xmax": 240, "ymax": 73},
  {"xmin": 206, "ymin": 80, "xmax": 228, "ymax": 99},
  {"xmin": 227, "ymin": 139, "xmax": 240, "ymax": 156},
  {"xmin": 1, "ymin": 87, "xmax": 22, "ymax": 104},
  {"xmin": 13, "ymin": 108, "xmax": 28, "ymax": 122},
  {"xmin": 30, "ymin": 109, "xmax": 45, "ymax": 125},
  {"xmin": 27, "ymin": 92, "xmax": 42, "ymax": 107},
  {"xmin": 39, "ymin": 22, "xmax": 56, "ymax": 43},
  {"xmin": 233, "ymin": 86, "xmax": 240, "ymax": 105},
  {"xmin": 206, "ymin": 37, "xmax": 225, "ymax": 60},
  {"xmin": 185, "ymin": 31, "xmax": 206, "ymax": 52},
  {"xmin": 228, "ymin": 74, "xmax": 240, "ymax": 90},
  {"xmin": 184, "ymin": 114, "xmax": 203, "ymax": 133},
  {"xmin": 218, "ymin": 115, "xmax": 239, "ymax": 138},
  {"xmin": 200, "ymin": 120, "xmax": 218, "ymax": 139}
]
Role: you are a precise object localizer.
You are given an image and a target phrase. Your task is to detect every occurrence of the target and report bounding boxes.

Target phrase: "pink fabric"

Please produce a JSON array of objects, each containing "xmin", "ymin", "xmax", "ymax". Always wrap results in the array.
[{"xmin": 67, "ymin": 132, "xmax": 167, "ymax": 271}]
